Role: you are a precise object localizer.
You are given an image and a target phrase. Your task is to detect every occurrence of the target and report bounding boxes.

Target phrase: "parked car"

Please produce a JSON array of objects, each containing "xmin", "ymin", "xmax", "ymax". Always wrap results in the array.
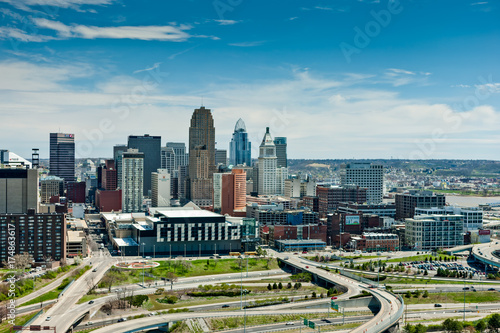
[{"xmin": 88, "ymin": 300, "xmax": 94, "ymax": 304}]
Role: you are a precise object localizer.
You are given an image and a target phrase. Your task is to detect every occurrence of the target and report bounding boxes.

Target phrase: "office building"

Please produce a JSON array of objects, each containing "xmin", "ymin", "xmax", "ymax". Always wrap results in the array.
[
  {"xmin": 50, "ymin": 133, "xmax": 75, "ymax": 183},
  {"xmin": 122, "ymin": 149, "xmax": 144, "ymax": 213},
  {"xmin": 66, "ymin": 182, "xmax": 86, "ymax": 203},
  {"xmin": 166, "ymin": 142, "xmax": 189, "ymax": 171},
  {"xmin": 103, "ymin": 206, "xmax": 244, "ymax": 256},
  {"xmin": 284, "ymin": 176, "xmax": 316, "ymax": 199},
  {"xmin": 0, "ymin": 150, "xmax": 32, "ymax": 168},
  {"xmin": 337, "ymin": 202, "xmax": 396, "ymax": 218},
  {"xmin": 95, "ymin": 189, "xmax": 122, "ymax": 212},
  {"xmin": 273, "ymin": 137, "xmax": 287, "ymax": 168},
  {"xmin": 257, "ymin": 127, "xmax": 278, "ymax": 195},
  {"xmin": 415, "ymin": 206, "xmax": 483, "ymax": 232},
  {"xmin": 267, "ymin": 224, "xmax": 328, "ymax": 246},
  {"xmin": 405, "ymin": 214, "xmax": 464, "ymax": 250},
  {"xmin": 395, "ymin": 190, "xmax": 446, "ymax": 220},
  {"xmin": 161, "ymin": 147, "xmax": 176, "ymax": 174},
  {"xmin": 215, "ymin": 149, "xmax": 227, "ymax": 166},
  {"xmin": 0, "ymin": 168, "xmax": 39, "ymax": 214},
  {"xmin": 151, "ymin": 169, "xmax": 171, "ymax": 207},
  {"xmin": 187, "ymin": 106, "xmax": 216, "ymax": 206},
  {"xmin": 40, "ymin": 176, "xmax": 64, "ymax": 204},
  {"xmin": 0, "ymin": 210, "xmax": 66, "ymax": 263},
  {"xmin": 316, "ymin": 185, "xmax": 367, "ymax": 215},
  {"xmin": 340, "ymin": 162, "xmax": 384, "ymax": 204},
  {"xmin": 350, "ymin": 233, "xmax": 399, "ymax": 252},
  {"xmin": 100, "ymin": 160, "xmax": 117, "ymax": 191},
  {"xmin": 247, "ymin": 203, "xmax": 319, "ymax": 225},
  {"xmin": 327, "ymin": 212, "xmax": 382, "ymax": 244},
  {"xmin": 213, "ymin": 169, "xmax": 246, "ymax": 216},
  {"xmin": 229, "ymin": 118, "xmax": 252, "ymax": 166},
  {"xmin": 128, "ymin": 134, "xmax": 161, "ymax": 196},
  {"xmin": 113, "ymin": 145, "xmax": 127, "ymax": 189}
]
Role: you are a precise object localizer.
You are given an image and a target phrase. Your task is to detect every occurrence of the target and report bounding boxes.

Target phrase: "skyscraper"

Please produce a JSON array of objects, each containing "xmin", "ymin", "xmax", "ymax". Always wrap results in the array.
[
  {"xmin": 128, "ymin": 134, "xmax": 161, "ymax": 196},
  {"xmin": 187, "ymin": 106, "xmax": 216, "ymax": 206},
  {"xmin": 340, "ymin": 162, "xmax": 384, "ymax": 204},
  {"xmin": 0, "ymin": 168, "xmax": 39, "ymax": 213},
  {"xmin": 274, "ymin": 137, "xmax": 287, "ymax": 168},
  {"xmin": 151, "ymin": 169, "xmax": 171, "ymax": 207},
  {"xmin": 122, "ymin": 149, "xmax": 144, "ymax": 213},
  {"xmin": 161, "ymin": 147, "xmax": 176, "ymax": 174},
  {"xmin": 166, "ymin": 142, "xmax": 189, "ymax": 171},
  {"xmin": 257, "ymin": 127, "xmax": 277, "ymax": 195},
  {"xmin": 50, "ymin": 133, "xmax": 75, "ymax": 183},
  {"xmin": 215, "ymin": 149, "xmax": 227, "ymax": 166},
  {"xmin": 229, "ymin": 118, "xmax": 251, "ymax": 166},
  {"xmin": 113, "ymin": 144, "xmax": 127, "ymax": 189}
]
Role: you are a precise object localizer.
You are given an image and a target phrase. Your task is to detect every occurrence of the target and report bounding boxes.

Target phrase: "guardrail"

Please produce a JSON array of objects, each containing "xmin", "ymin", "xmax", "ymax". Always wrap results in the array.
[{"xmin": 58, "ymin": 278, "xmax": 75, "ymax": 298}]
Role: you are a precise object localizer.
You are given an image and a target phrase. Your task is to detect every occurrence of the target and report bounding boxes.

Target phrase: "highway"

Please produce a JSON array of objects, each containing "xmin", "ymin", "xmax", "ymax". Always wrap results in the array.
[
  {"xmin": 281, "ymin": 255, "xmax": 403, "ymax": 333},
  {"xmin": 471, "ymin": 241, "xmax": 500, "ymax": 269}
]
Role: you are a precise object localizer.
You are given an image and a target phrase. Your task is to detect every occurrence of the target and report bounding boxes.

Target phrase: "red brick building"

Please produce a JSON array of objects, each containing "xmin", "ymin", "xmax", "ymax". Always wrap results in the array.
[
  {"xmin": 66, "ymin": 181, "xmax": 86, "ymax": 203},
  {"xmin": 350, "ymin": 233, "xmax": 399, "ymax": 252},
  {"xmin": 317, "ymin": 185, "xmax": 367, "ymax": 216},
  {"xmin": 96, "ymin": 189, "xmax": 122, "ymax": 212},
  {"xmin": 101, "ymin": 160, "xmax": 117, "ymax": 191}
]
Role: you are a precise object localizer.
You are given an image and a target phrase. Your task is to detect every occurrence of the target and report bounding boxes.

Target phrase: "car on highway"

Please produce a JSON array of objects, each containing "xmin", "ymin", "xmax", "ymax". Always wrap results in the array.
[
  {"xmin": 488, "ymin": 288, "xmax": 496, "ymax": 291},
  {"xmin": 434, "ymin": 304, "xmax": 442, "ymax": 307},
  {"xmin": 88, "ymin": 300, "xmax": 95, "ymax": 304},
  {"xmin": 463, "ymin": 287, "xmax": 470, "ymax": 290},
  {"xmin": 117, "ymin": 318, "xmax": 127, "ymax": 322},
  {"xmin": 305, "ymin": 266, "xmax": 309, "ymax": 268},
  {"xmin": 286, "ymin": 322, "xmax": 294, "ymax": 325},
  {"xmin": 85, "ymin": 322, "xmax": 93, "ymax": 326},
  {"xmin": 331, "ymin": 296, "xmax": 337, "ymax": 300},
  {"xmin": 92, "ymin": 268, "xmax": 97, "ymax": 272},
  {"xmin": 222, "ymin": 304, "xmax": 230, "ymax": 308},
  {"xmin": 46, "ymin": 317, "xmax": 51, "ymax": 321}
]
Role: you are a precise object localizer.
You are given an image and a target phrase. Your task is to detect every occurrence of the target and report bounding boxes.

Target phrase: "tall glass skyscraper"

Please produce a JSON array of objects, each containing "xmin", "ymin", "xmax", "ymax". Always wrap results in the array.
[
  {"xmin": 229, "ymin": 118, "xmax": 251, "ymax": 166},
  {"xmin": 49, "ymin": 133, "xmax": 75, "ymax": 183},
  {"xmin": 273, "ymin": 137, "xmax": 287, "ymax": 168},
  {"xmin": 128, "ymin": 134, "xmax": 161, "ymax": 196}
]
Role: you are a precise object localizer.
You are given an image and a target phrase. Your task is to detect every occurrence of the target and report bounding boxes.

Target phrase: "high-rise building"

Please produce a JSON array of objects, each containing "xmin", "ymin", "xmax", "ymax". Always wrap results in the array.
[
  {"xmin": 151, "ymin": 169, "xmax": 171, "ymax": 207},
  {"xmin": 0, "ymin": 210, "xmax": 66, "ymax": 263},
  {"xmin": 316, "ymin": 185, "xmax": 367, "ymax": 215},
  {"xmin": 0, "ymin": 168, "xmax": 39, "ymax": 213},
  {"xmin": 128, "ymin": 134, "xmax": 161, "ymax": 196},
  {"xmin": 101, "ymin": 160, "xmax": 117, "ymax": 191},
  {"xmin": 161, "ymin": 147, "xmax": 176, "ymax": 174},
  {"xmin": 122, "ymin": 149, "xmax": 144, "ymax": 213},
  {"xmin": 257, "ymin": 127, "xmax": 277, "ymax": 195},
  {"xmin": 395, "ymin": 190, "xmax": 446, "ymax": 220},
  {"xmin": 340, "ymin": 162, "xmax": 384, "ymax": 204},
  {"xmin": 187, "ymin": 106, "xmax": 216, "ymax": 206},
  {"xmin": 50, "ymin": 133, "xmax": 75, "ymax": 183},
  {"xmin": 40, "ymin": 176, "xmax": 64, "ymax": 204},
  {"xmin": 66, "ymin": 182, "xmax": 86, "ymax": 203},
  {"xmin": 113, "ymin": 144, "xmax": 127, "ymax": 189},
  {"xmin": 215, "ymin": 149, "xmax": 227, "ymax": 166},
  {"xmin": 166, "ymin": 142, "xmax": 189, "ymax": 171},
  {"xmin": 229, "ymin": 118, "xmax": 251, "ymax": 166},
  {"xmin": 213, "ymin": 169, "xmax": 246, "ymax": 215},
  {"xmin": 274, "ymin": 137, "xmax": 287, "ymax": 168}
]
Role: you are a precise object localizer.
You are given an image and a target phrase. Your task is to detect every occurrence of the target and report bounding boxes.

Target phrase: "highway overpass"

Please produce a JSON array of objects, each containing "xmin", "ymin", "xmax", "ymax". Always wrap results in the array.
[{"xmin": 471, "ymin": 241, "xmax": 500, "ymax": 269}]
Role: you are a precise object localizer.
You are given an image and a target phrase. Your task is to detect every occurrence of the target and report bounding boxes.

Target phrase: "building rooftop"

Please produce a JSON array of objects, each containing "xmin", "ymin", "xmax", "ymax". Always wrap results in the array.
[
  {"xmin": 114, "ymin": 237, "xmax": 139, "ymax": 247},
  {"xmin": 67, "ymin": 230, "xmax": 85, "ymax": 242},
  {"xmin": 156, "ymin": 209, "xmax": 222, "ymax": 218}
]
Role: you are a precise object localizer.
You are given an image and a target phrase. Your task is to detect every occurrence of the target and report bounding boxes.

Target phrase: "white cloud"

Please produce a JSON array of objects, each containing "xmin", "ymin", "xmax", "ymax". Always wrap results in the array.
[
  {"xmin": 0, "ymin": 26, "xmax": 54, "ymax": 42},
  {"xmin": 133, "ymin": 63, "xmax": 162, "ymax": 75},
  {"xmin": 212, "ymin": 19, "xmax": 240, "ymax": 25},
  {"xmin": 32, "ymin": 18, "xmax": 200, "ymax": 41},
  {"xmin": 0, "ymin": 0, "xmax": 115, "ymax": 11},
  {"xmin": 229, "ymin": 41, "xmax": 265, "ymax": 47},
  {"xmin": 0, "ymin": 60, "xmax": 499, "ymax": 160},
  {"xmin": 475, "ymin": 83, "xmax": 500, "ymax": 93}
]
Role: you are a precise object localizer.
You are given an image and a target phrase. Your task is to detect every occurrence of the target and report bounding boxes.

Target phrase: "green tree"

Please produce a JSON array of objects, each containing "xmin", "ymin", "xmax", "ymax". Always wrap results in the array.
[
  {"xmin": 287, "ymin": 282, "xmax": 292, "ymax": 289},
  {"xmin": 405, "ymin": 290, "xmax": 412, "ymax": 298},
  {"xmin": 424, "ymin": 270, "xmax": 428, "ymax": 276},
  {"xmin": 272, "ymin": 282, "xmax": 278, "ymax": 289},
  {"xmin": 488, "ymin": 313, "xmax": 500, "ymax": 333},
  {"xmin": 423, "ymin": 290, "xmax": 429, "ymax": 298},
  {"xmin": 267, "ymin": 283, "xmax": 272, "ymax": 291},
  {"xmin": 403, "ymin": 323, "xmax": 415, "ymax": 333},
  {"xmin": 442, "ymin": 318, "xmax": 463, "ymax": 333},
  {"xmin": 414, "ymin": 323, "xmax": 427, "ymax": 333},
  {"xmin": 414, "ymin": 289, "xmax": 421, "ymax": 298},
  {"xmin": 278, "ymin": 282, "xmax": 283, "ymax": 289},
  {"xmin": 475, "ymin": 320, "xmax": 487, "ymax": 333},
  {"xmin": 312, "ymin": 291, "xmax": 317, "ymax": 298}
]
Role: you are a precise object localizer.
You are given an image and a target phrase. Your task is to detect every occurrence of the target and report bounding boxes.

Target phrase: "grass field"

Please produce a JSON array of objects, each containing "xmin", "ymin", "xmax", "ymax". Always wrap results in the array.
[
  {"xmin": 0, "ymin": 312, "xmax": 38, "ymax": 333},
  {"xmin": 20, "ymin": 289, "xmax": 60, "ymax": 307},
  {"xmin": 384, "ymin": 254, "xmax": 456, "ymax": 263},
  {"xmin": 400, "ymin": 291, "xmax": 500, "ymax": 305},
  {"xmin": 100, "ymin": 258, "xmax": 279, "ymax": 287},
  {"xmin": 385, "ymin": 276, "xmax": 495, "ymax": 285}
]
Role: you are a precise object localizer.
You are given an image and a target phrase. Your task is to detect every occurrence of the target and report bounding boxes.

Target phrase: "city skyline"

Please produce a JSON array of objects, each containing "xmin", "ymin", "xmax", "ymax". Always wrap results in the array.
[{"xmin": 0, "ymin": 1, "xmax": 499, "ymax": 160}]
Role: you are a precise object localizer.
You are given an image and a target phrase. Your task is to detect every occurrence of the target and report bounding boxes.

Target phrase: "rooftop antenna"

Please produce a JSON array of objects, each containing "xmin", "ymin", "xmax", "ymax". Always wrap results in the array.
[{"xmin": 201, "ymin": 96, "xmax": 204, "ymax": 107}]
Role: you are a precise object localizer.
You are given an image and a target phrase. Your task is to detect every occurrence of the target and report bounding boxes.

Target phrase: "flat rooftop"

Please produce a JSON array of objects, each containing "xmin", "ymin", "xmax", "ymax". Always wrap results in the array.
[{"xmin": 156, "ymin": 209, "xmax": 222, "ymax": 218}]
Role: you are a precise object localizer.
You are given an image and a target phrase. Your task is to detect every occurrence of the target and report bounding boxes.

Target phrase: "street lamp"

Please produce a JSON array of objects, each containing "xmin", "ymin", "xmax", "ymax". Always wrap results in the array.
[
  {"xmin": 141, "ymin": 242, "xmax": 146, "ymax": 287},
  {"xmin": 184, "ymin": 244, "xmax": 186, "ymax": 258}
]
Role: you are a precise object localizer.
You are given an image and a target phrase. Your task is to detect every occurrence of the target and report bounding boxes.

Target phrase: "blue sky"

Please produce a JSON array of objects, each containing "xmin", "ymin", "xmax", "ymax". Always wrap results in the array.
[{"xmin": 0, "ymin": 0, "xmax": 499, "ymax": 160}]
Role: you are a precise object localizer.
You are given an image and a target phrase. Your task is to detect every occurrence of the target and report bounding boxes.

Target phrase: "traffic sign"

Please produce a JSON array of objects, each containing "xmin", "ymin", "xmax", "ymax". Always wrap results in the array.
[
  {"xmin": 309, "ymin": 321, "xmax": 315, "ymax": 329},
  {"xmin": 303, "ymin": 319, "xmax": 308, "ymax": 326}
]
